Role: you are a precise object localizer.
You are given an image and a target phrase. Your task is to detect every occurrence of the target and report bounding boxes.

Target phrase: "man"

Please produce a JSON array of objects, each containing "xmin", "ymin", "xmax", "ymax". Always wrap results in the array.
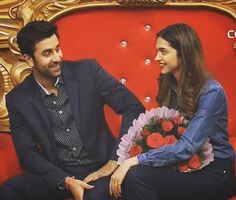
[{"xmin": 1, "ymin": 21, "xmax": 144, "ymax": 200}]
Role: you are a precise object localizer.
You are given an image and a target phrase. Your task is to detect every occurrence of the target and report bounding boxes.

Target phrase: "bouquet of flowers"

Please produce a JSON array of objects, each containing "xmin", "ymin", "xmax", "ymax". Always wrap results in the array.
[{"xmin": 117, "ymin": 106, "xmax": 214, "ymax": 172}]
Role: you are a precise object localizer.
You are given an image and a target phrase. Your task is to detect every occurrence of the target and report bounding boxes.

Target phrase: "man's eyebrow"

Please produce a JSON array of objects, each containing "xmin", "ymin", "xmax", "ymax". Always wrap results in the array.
[
  {"xmin": 42, "ymin": 48, "xmax": 53, "ymax": 54},
  {"xmin": 157, "ymin": 47, "xmax": 167, "ymax": 51},
  {"xmin": 41, "ymin": 43, "xmax": 60, "ymax": 54}
]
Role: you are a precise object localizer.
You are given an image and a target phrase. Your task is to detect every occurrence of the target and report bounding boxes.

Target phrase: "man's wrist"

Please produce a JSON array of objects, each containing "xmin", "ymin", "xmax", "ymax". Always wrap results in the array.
[
  {"xmin": 108, "ymin": 160, "xmax": 118, "ymax": 165},
  {"xmin": 64, "ymin": 176, "xmax": 75, "ymax": 190},
  {"xmin": 58, "ymin": 176, "xmax": 68, "ymax": 190}
]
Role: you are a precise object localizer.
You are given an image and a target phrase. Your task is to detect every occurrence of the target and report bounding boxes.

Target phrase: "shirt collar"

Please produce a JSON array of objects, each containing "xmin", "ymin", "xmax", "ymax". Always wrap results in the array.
[{"xmin": 36, "ymin": 76, "xmax": 63, "ymax": 97}]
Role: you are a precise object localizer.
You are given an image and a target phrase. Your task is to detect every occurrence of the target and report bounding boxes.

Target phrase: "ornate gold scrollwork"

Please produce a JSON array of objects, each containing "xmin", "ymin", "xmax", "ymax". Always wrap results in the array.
[
  {"xmin": 0, "ymin": 0, "xmax": 20, "ymax": 49},
  {"xmin": 0, "ymin": 0, "xmax": 235, "ymax": 131},
  {"xmin": 0, "ymin": 55, "xmax": 14, "ymax": 131}
]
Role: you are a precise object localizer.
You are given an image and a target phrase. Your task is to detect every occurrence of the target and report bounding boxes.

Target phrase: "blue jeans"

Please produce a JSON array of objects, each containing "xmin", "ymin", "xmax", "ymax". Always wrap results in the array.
[{"xmin": 121, "ymin": 158, "xmax": 236, "ymax": 200}]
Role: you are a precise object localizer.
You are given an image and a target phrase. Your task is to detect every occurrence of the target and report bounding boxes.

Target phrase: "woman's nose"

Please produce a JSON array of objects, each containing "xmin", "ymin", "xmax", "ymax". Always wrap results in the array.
[{"xmin": 155, "ymin": 52, "xmax": 161, "ymax": 61}]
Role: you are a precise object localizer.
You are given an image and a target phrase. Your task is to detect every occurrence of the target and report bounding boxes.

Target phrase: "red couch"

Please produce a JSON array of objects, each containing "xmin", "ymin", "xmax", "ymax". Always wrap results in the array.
[{"xmin": 0, "ymin": 7, "xmax": 235, "ymax": 199}]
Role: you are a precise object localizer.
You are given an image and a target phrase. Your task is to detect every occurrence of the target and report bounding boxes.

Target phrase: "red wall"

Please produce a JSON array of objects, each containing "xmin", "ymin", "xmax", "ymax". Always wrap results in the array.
[{"xmin": 55, "ymin": 8, "xmax": 236, "ymax": 137}]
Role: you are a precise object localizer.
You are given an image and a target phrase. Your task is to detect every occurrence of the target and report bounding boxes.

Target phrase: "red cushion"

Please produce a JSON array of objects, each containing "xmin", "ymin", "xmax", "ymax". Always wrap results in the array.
[
  {"xmin": 229, "ymin": 137, "xmax": 236, "ymax": 174},
  {"xmin": 55, "ymin": 8, "xmax": 236, "ymax": 138},
  {"xmin": 0, "ymin": 133, "xmax": 23, "ymax": 185}
]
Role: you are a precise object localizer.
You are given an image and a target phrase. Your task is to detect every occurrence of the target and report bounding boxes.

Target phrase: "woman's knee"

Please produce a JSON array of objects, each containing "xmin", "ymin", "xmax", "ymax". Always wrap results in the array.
[
  {"xmin": 121, "ymin": 166, "xmax": 157, "ymax": 200},
  {"xmin": 123, "ymin": 165, "xmax": 150, "ymax": 186}
]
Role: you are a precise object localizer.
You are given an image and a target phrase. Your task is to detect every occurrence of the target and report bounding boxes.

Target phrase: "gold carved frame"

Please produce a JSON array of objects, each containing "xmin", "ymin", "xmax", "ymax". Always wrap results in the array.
[{"xmin": 0, "ymin": 0, "xmax": 235, "ymax": 131}]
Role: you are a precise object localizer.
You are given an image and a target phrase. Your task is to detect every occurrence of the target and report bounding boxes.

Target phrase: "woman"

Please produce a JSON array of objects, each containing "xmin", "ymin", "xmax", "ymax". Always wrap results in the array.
[{"xmin": 109, "ymin": 23, "xmax": 236, "ymax": 200}]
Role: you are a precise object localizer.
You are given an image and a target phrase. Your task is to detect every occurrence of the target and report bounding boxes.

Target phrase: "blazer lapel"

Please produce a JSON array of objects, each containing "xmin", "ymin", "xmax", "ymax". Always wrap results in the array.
[
  {"xmin": 29, "ymin": 75, "xmax": 55, "ymax": 144},
  {"xmin": 62, "ymin": 63, "xmax": 81, "ymax": 132},
  {"xmin": 32, "ymin": 91, "xmax": 51, "ymax": 132}
]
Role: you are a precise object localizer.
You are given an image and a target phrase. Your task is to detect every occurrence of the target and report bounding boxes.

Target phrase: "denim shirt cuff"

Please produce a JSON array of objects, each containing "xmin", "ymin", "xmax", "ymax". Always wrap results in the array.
[{"xmin": 137, "ymin": 154, "xmax": 148, "ymax": 164}]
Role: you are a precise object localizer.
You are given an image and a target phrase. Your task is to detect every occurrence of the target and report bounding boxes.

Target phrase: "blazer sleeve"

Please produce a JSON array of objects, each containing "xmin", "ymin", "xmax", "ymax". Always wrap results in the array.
[
  {"xmin": 6, "ymin": 95, "xmax": 70, "ymax": 192},
  {"xmin": 90, "ymin": 60, "xmax": 145, "ymax": 160}
]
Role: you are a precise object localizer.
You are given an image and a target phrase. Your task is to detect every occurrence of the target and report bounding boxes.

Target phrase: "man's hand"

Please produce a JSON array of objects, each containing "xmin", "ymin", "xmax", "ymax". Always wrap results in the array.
[
  {"xmin": 83, "ymin": 160, "xmax": 118, "ymax": 183},
  {"xmin": 65, "ymin": 177, "xmax": 94, "ymax": 200},
  {"xmin": 109, "ymin": 156, "xmax": 139, "ymax": 199}
]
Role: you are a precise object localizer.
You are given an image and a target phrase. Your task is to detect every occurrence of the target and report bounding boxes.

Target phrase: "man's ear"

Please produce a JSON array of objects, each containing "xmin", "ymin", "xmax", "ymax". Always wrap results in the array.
[{"xmin": 23, "ymin": 54, "xmax": 34, "ymax": 67}]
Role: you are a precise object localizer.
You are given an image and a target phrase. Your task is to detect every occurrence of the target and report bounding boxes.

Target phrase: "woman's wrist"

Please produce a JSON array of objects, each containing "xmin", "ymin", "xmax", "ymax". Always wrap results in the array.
[{"xmin": 124, "ymin": 156, "xmax": 139, "ymax": 168}]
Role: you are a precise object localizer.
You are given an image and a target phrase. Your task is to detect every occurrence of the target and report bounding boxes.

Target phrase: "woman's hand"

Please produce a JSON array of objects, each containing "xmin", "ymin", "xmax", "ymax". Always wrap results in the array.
[
  {"xmin": 83, "ymin": 160, "xmax": 118, "ymax": 183},
  {"xmin": 65, "ymin": 177, "xmax": 94, "ymax": 200},
  {"xmin": 109, "ymin": 156, "xmax": 139, "ymax": 199}
]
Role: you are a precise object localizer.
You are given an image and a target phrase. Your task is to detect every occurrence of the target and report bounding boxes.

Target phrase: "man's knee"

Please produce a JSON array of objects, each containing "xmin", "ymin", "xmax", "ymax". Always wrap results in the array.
[
  {"xmin": 85, "ymin": 188, "xmax": 113, "ymax": 200},
  {"xmin": 1, "ymin": 174, "xmax": 53, "ymax": 200},
  {"xmin": 85, "ymin": 177, "xmax": 113, "ymax": 200},
  {"xmin": 1, "ymin": 176, "xmax": 25, "ymax": 200}
]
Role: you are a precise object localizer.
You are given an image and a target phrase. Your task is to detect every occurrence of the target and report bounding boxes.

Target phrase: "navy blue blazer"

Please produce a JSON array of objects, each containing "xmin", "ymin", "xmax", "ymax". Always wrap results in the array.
[{"xmin": 6, "ymin": 59, "xmax": 145, "ymax": 192}]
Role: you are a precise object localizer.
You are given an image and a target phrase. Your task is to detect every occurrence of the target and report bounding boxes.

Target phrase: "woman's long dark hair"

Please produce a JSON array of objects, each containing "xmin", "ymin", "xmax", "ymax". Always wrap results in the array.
[{"xmin": 156, "ymin": 23, "xmax": 209, "ymax": 119}]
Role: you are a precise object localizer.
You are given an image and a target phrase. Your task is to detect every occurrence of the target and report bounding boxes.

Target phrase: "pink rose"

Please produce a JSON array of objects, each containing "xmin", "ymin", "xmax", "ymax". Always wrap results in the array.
[
  {"xmin": 141, "ymin": 129, "xmax": 152, "ymax": 137},
  {"xmin": 173, "ymin": 116, "xmax": 182, "ymax": 125},
  {"xmin": 164, "ymin": 135, "xmax": 177, "ymax": 145},
  {"xmin": 189, "ymin": 155, "xmax": 201, "ymax": 170},
  {"xmin": 178, "ymin": 162, "xmax": 189, "ymax": 172},
  {"xmin": 177, "ymin": 126, "xmax": 186, "ymax": 136},
  {"xmin": 161, "ymin": 120, "xmax": 174, "ymax": 132},
  {"xmin": 146, "ymin": 133, "xmax": 165, "ymax": 149},
  {"xmin": 129, "ymin": 145, "xmax": 143, "ymax": 157}
]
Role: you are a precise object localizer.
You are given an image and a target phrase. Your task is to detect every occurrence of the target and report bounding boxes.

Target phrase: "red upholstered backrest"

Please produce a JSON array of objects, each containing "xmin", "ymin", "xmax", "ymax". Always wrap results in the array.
[
  {"xmin": 0, "ymin": 134, "xmax": 23, "ymax": 183},
  {"xmin": 0, "ymin": 7, "xmax": 235, "ymax": 187},
  {"xmin": 55, "ymin": 8, "xmax": 236, "ymax": 138}
]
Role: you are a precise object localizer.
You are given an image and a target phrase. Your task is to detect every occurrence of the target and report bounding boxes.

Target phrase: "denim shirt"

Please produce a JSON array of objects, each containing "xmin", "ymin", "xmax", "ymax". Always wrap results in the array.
[{"xmin": 138, "ymin": 79, "xmax": 235, "ymax": 167}]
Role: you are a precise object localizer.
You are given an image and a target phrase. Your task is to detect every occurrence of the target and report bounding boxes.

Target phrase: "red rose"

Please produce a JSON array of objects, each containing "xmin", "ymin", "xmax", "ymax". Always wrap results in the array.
[
  {"xmin": 129, "ymin": 145, "xmax": 143, "ymax": 157},
  {"xmin": 177, "ymin": 126, "xmax": 186, "ymax": 136},
  {"xmin": 178, "ymin": 162, "xmax": 189, "ymax": 172},
  {"xmin": 164, "ymin": 135, "xmax": 177, "ymax": 145},
  {"xmin": 173, "ymin": 116, "xmax": 182, "ymax": 125},
  {"xmin": 141, "ymin": 129, "xmax": 152, "ymax": 137},
  {"xmin": 161, "ymin": 120, "xmax": 174, "ymax": 132},
  {"xmin": 146, "ymin": 133, "xmax": 165, "ymax": 149},
  {"xmin": 188, "ymin": 155, "xmax": 201, "ymax": 170}
]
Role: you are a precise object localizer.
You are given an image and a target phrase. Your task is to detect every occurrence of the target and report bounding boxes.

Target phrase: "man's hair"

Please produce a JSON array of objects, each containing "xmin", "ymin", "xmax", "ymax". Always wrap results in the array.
[{"xmin": 17, "ymin": 20, "xmax": 59, "ymax": 58}]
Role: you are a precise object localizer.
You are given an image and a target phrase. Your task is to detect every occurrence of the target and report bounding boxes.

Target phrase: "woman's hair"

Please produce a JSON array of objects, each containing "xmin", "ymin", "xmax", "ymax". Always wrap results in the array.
[
  {"xmin": 17, "ymin": 20, "xmax": 59, "ymax": 58},
  {"xmin": 156, "ymin": 23, "xmax": 209, "ymax": 119}
]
